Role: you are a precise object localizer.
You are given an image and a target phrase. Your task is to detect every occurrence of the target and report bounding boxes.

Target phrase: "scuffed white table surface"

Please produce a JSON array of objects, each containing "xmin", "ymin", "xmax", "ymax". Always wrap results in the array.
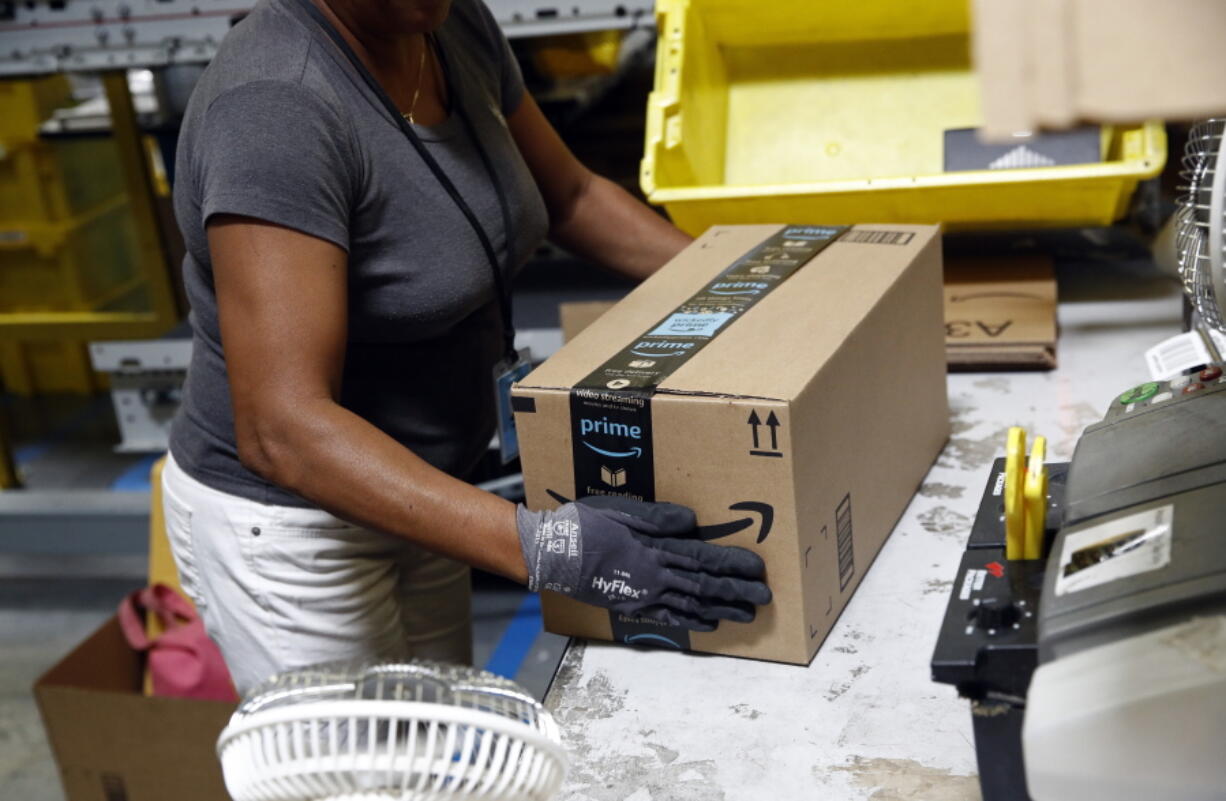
[{"xmin": 544, "ymin": 257, "xmax": 1183, "ymax": 801}]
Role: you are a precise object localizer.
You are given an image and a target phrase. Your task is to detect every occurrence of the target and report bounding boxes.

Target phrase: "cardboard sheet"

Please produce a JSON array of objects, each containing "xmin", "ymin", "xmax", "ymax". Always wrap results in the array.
[
  {"xmin": 974, "ymin": 0, "xmax": 1226, "ymax": 137},
  {"xmin": 944, "ymin": 256, "xmax": 1058, "ymax": 370}
]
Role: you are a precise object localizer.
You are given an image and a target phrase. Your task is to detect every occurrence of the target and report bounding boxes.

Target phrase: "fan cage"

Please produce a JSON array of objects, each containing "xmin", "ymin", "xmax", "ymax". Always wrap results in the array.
[
  {"xmin": 1175, "ymin": 119, "xmax": 1225, "ymax": 332},
  {"xmin": 217, "ymin": 663, "xmax": 567, "ymax": 801},
  {"xmin": 218, "ymin": 701, "xmax": 566, "ymax": 801}
]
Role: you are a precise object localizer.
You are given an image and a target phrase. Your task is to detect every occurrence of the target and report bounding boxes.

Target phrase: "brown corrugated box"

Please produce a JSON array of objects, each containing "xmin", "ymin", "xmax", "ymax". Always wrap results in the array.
[
  {"xmin": 559, "ymin": 300, "xmax": 618, "ymax": 344},
  {"xmin": 33, "ymin": 617, "xmax": 234, "ymax": 801},
  {"xmin": 33, "ymin": 458, "xmax": 233, "ymax": 801},
  {"xmin": 514, "ymin": 224, "xmax": 950, "ymax": 665},
  {"xmin": 974, "ymin": 0, "xmax": 1226, "ymax": 138},
  {"xmin": 944, "ymin": 256, "xmax": 1058, "ymax": 370}
]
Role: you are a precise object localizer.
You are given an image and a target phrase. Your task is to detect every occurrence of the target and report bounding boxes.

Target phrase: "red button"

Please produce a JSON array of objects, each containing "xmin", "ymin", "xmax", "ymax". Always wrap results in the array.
[
  {"xmin": 1183, "ymin": 383, "xmax": 1206, "ymax": 394},
  {"xmin": 1200, "ymin": 366, "xmax": 1223, "ymax": 381}
]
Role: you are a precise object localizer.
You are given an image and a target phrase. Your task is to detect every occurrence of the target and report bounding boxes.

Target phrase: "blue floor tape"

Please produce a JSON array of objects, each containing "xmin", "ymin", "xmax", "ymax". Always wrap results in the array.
[
  {"xmin": 109, "ymin": 452, "xmax": 164, "ymax": 492},
  {"xmin": 483, "ymin": 593, "xmax": 544, "ymax": 680},
  {"xmin": 13, "ymin": 442, "xmax": 53, "ymax": 465}
]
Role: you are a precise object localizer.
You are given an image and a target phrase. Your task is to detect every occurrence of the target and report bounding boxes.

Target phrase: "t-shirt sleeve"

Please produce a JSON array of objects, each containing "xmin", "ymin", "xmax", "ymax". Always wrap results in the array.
[
  {"xmin": 194, "ymin": 80, "xmax": 355, "ymax": 251},
  {"xmin": 469, "ymin": 0, "xmax": 527, "ymax": 116}
]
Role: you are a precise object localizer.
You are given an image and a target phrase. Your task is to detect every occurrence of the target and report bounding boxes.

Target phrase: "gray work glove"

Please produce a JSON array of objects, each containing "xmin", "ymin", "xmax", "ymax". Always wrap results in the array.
[{"xmin": 516, "ymin": 495, "xmax": 772, "ymax": 632}]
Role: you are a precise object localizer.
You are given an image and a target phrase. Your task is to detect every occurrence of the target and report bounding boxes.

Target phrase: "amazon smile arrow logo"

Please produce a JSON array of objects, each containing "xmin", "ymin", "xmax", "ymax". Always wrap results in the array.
[
  {"xmin": 697, "ymin": 501, "xmax": 774, "ymax": 544},
  {"xmin": 630, "ymin": 349, "xmax": 686, "ymax": 357},
  {"xmin": 545, "ymin": 491, "xmax": 773, "ymax": 544},
  {"xmin": 581, "ymin": 441, "xmax": 643, "ymax": 459}
]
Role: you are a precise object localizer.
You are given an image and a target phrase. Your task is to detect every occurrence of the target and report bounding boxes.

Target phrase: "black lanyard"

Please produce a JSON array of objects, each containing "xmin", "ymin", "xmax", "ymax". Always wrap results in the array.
[{"xmin": 296, "ymin": 0, "xmax": 518, "ymax": 361}]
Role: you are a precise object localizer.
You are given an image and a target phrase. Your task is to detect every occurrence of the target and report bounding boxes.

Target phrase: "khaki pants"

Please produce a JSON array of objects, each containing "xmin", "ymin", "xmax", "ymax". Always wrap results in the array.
[{"xmin": 161, "ymin": 453, "xmax": 472, "ymax": 695}]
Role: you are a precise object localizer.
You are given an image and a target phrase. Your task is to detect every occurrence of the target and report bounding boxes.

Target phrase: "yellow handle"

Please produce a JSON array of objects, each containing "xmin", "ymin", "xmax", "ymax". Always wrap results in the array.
[
  {"xmin": 1004, "ymin": 427, "xmax": 1026, "ymax": 560},
  {"xmin": 1024, "ymin": 436, "xmax": 1048, "ymax": 560}
]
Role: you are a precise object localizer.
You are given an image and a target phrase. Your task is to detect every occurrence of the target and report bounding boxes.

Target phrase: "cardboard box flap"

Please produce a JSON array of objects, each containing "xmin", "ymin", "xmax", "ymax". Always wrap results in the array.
[
  {"xmin": 36, "ymin": 616, "xmax": 141, "ymax": 694},
  {"xmin": 519, "ymin": 224, "xmax": 941, "ymax": 402}
]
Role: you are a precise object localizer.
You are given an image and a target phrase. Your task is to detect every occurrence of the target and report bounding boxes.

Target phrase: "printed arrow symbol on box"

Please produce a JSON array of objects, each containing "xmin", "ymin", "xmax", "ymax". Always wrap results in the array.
[
  {"xmin": 747, "ymin": 410, "xmax": 762, "ymax": 449},
  {"xmin": 765, "ymin": 411, "xmax": 781, "ymax": 450}
]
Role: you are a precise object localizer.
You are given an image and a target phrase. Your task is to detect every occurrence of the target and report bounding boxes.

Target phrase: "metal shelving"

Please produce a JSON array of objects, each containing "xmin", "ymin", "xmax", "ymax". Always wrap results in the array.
[{"xmin": 0, "ymin": 0, "xmax": 653, "ymax": 77}]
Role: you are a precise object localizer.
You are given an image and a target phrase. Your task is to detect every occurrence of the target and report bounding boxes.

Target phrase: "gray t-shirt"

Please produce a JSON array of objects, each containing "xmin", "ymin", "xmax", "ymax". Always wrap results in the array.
[{"xmin": 170, "ymin": 0, "xmax": 548, "ymax": 506}]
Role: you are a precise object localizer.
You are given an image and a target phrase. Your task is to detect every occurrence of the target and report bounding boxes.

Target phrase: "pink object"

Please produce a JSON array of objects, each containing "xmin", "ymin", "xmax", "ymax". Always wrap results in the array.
[{"xmin": 118, "ymin": 583, "xmax": 238, "ymax": 702}]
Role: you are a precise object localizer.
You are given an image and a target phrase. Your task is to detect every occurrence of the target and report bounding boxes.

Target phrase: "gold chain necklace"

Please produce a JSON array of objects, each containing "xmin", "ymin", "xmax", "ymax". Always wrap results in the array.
[{"xmin": 401, "ymin": 37, "xmax": 428, "ymax": 125}]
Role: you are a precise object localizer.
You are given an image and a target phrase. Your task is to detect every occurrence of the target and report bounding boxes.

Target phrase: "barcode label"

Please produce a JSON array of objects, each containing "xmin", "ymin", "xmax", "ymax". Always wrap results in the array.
[
  {"xmin": 843, "ymin": 229, "xmax": 914, "ymax": 246},
  {"xmin": 836, "ymin": 493, "xmax": 855, "ymax": 590}
]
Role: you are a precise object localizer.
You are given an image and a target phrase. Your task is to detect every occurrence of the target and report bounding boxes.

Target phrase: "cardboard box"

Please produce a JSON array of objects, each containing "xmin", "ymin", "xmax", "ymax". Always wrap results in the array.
[
  {"xmin": 513, "ymin": 224, "xmax": 950, "ymax": 664},
  {"xmin": 559, "ymin": 300, "xmax": 617, "ymax": 344},
  {"xmin": 34, "ymin": 616, "xmax": 234, "ymax": 801},
  {"xmin": 944, "ymin": 256, "xmax": 1058, "ymax": 370},
  {"xmin": 974, "ymin": 0, "xmax": 1226, "ymax": 137}
]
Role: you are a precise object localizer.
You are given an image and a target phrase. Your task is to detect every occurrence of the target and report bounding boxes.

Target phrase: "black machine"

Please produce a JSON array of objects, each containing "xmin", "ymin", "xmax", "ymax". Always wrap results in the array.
[{"xmin": 932, "ymin": 365, "xmax": 1226, "ymax": 801}]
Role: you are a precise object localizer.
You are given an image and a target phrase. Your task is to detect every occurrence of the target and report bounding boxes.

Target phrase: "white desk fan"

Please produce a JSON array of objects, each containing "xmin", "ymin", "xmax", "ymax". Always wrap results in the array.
[
  {"xmin": 1147, "ymin": 118, "xmax": 1226, "ymax": 375},
  {"xmin": 216, "ymin": 662, "xmax": 567, "ymax": 801},
  {"xmin": 1176, "ymin": 119, "xmax": 1226, "ymax": 330}
]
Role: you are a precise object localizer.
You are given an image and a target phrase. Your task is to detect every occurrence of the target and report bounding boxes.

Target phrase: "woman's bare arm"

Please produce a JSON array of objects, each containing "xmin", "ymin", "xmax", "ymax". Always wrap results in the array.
[
  {"xmin": 507, "ymin": 94, "xmax": 692, "ymax": 280},
  {"xmin": 208, "ymin": 214, "xmax": 527, "ymax": 581}
]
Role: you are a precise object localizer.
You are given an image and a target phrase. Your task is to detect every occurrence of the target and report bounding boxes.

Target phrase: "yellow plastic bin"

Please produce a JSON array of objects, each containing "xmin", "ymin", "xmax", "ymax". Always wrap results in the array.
[{"xmin": 641, "ymin": 0, "xmax": 1166, "ymax": 234}]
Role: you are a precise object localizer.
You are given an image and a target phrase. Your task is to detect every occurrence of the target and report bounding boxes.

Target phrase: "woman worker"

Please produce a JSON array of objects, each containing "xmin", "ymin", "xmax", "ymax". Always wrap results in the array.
[{"xmin": 163, "ymin": 0, "xmax": 771, "ymax": 693}]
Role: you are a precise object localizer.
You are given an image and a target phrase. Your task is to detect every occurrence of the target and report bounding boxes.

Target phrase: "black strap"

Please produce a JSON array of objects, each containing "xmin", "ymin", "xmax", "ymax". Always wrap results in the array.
[
  {"xmin": 296, "ymin": 0, "xmax": 518, "ymax": 361},
  {"xmin": 435, "ymin": 38, "xmax": 518, "ymax": 316}
]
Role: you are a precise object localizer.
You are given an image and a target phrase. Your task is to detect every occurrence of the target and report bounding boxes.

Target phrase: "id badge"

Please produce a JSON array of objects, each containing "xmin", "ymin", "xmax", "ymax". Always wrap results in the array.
[{"xmin": 493, "ymin": 348, "xmax": 533, "ymax": 464}]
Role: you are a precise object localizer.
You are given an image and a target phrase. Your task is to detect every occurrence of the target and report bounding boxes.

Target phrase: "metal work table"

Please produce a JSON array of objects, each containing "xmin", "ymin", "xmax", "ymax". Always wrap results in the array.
[{"xmin": 543, "ymin": 255, "xmax": 1184, "ymax": 800}]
